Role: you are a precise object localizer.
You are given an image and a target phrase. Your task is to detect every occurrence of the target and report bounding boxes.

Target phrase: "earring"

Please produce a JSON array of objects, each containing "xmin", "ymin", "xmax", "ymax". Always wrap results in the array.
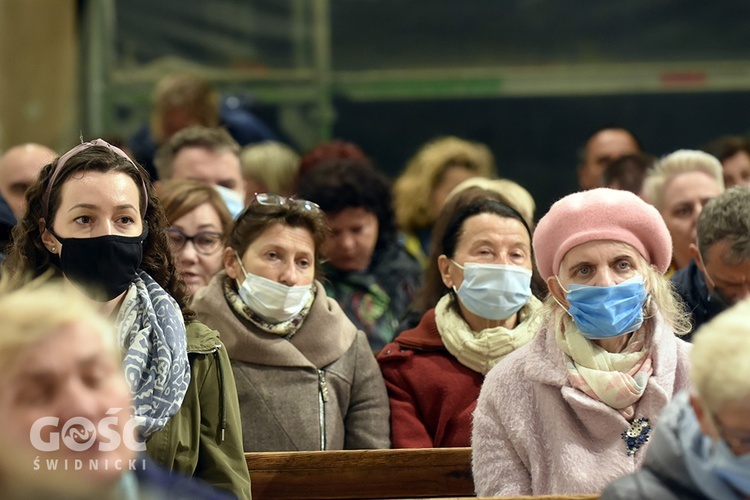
[{"xmin": 51, "ymin": 246, "xmax": 56, "ymax": 253}]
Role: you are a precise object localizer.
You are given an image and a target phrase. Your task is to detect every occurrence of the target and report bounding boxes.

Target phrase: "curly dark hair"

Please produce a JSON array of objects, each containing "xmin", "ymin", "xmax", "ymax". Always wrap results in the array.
[
  {"xmin": 296, "ymin": 158, "xmax": 396, "ymax": 252},
  {"xmin": 2, "ymin": 144, "xmax": 193, "ymax": 320}
]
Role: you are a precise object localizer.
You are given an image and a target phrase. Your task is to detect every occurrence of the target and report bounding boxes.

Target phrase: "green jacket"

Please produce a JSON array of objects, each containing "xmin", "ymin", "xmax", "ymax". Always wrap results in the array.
[{"xmin": 146, "ymin": 320, "xmax": 252, "ymax": 499}]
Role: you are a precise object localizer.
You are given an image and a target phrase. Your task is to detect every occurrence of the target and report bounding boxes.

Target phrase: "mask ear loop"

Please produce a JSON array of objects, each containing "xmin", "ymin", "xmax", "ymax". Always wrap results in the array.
[
  {"xmin": 233, "ymin": 250, "xmax": 250, "ymax": 286},
  {"xmin": 552, "ymin": 275, "xmax": 573, "ymax": 318}
]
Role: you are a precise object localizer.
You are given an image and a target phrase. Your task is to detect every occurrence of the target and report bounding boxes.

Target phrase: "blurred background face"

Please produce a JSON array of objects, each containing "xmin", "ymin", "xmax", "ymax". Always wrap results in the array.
[
  {"xmin": 661, "ymin": 171, "xmax": 723, "ymax": 270},
  {"xmin": 0, "ymin": 143, "xmax": 56, "ymax": 220},
  {"xmin": 0, "ymin": 322, "xmax": 134, "ymax": 494},
  {"xmin": 323, "ymin": 207, "xmax": 378, "ymax": 273},
  {"xmin": 699, "ymin": 240, "xmax": 750, "ymax": 305},
  {"xmin": 430, "ymin": 165, "xmax": 479, "ymax": 221},
  {"xmin": 722, "ymin": 150, "xmax": 750, "ymax": 188},
  {"xmin": 226, "ymin": 222, "xmax": 316, "ymax": 287},
  {"xmin": 171, "ymin": 146, "xmax": 245, "ymax": 197},
  {"xmin": 579, "ymin": 129, "xmax": 640, "ymax": 191},
  {"xmin": 168, "ymin": 202, "xmax": 225, "ymax": 296},
  {"xmin": 441, "ymin": 213, "xmax": 532, "ymax": 291}
]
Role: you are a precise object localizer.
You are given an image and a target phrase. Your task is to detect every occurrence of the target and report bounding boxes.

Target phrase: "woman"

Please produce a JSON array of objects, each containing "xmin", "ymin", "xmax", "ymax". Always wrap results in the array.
[
  {"xmin": 378, "ymin": 190, "xmax": 541, "ymax": 448},
  {"xmin": 191, "ymin": 193, "xmax": 391, "ymax": 451},
  {"xmin": 2, "ymin": 139, "xmax": 251, "ymax": 499},
  {"xmin": 643, "ymin": 149, "xmax": 724, "ymax": 275},
  {"xmin": 0, "ymin": 282, "xmax": 232, "ymax": 499},
  {"xmin": 156, "ymin": 179, "xmax": 233, "ymax": 297},
  {"xmin": 393, "ymin": 136, "xmax": 497, "ymax": 267},
  {"xmin": 472, "ymin": 188, "xmax": 692, "ymax": 496},
  {"xmin": 296, "ymin": 158, "xmax": 422, "ymax": 352},
  {"xmin": 602, "ymin": 300, "xmax": 750, "ymax": 499}
]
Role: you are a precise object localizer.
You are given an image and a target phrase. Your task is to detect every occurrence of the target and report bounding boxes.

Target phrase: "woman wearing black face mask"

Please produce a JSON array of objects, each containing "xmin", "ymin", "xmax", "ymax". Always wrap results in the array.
[
  {"xmin": 190, "ymin": 193, "xmax": 391, "ymax": 452},
  {"xmin": 2, "ymin": 140, "xmax": 251, "ymax": 499}
]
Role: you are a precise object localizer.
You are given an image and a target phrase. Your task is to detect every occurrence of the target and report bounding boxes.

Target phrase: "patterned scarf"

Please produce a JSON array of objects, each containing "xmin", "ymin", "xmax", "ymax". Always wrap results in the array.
[
  {"xmin": 554, "ymin": 313, "xmax": 653, "ymax": 420},
  {"xmin": 223, "ymin": 275, "xmax": 315, "ymax": 338},
  {"xmin": 437, "ymin": 293, "xmax": 541, "ymax": 375},
  {"xmin": 116, "ymin": 270, "xmax": 190, "ymax": 437}
]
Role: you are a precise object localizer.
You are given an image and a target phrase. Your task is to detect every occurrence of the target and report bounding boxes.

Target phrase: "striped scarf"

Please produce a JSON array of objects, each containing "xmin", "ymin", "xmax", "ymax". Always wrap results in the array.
[{"xmin": 555, "ymin": 314, "xmax": 653, "ymax": 420}]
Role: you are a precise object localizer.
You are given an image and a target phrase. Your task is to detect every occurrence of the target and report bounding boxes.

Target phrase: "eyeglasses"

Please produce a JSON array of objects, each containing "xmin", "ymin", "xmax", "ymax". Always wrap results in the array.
[
  {"xmin": 167, "ymin": 228, "xmax": 224, "ymax": 255},
  {"xmin": 712, "ymin": 412, "xmax": 750, "ymax": 453},
  {"xmin": 249, "ymin": 193, "xmax": 320, "ymax": 213}
]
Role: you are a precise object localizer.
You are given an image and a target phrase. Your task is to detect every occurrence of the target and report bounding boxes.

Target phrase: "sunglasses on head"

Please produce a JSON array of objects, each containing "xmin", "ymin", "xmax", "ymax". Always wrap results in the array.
[{"xmin": 247, "ymin": 193, "xmax": 320, "ymax": 213}]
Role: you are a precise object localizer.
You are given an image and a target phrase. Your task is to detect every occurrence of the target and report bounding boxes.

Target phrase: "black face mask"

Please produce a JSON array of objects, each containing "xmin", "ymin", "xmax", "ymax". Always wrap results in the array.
[{"xmin": 48, "ymin": 227, "xmax": 148, "ymax": 302}]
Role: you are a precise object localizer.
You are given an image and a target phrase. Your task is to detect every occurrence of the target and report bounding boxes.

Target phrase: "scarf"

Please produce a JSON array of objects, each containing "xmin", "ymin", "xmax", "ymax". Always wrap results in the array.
[
  {"xmin": 554, "ymin": 313, "xmax": 653, "ymax": 420},
  {"xmin": 437, "ymin": 293, "xmax": 541, "ymax": 375},
  {"xmin": 116, "ymin": 270, "xmax": 190, "ymax": 437},
  {"xmin": 223, "ymin": 275, "xmax": 315, "ymax": 338}
]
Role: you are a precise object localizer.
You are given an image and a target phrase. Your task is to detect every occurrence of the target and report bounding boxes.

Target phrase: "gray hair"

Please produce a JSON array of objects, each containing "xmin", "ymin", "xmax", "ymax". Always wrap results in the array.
[
  {"xmin": 154, "ymin": 126, "xmax": 240, "ymax": 180},
  {"xmin": 643, "ymin": 149, "xmax": 724, "ymax": 210},
  {"xmin": 697, "ymin": 186, "xmax": 750, "ymax": 265}
]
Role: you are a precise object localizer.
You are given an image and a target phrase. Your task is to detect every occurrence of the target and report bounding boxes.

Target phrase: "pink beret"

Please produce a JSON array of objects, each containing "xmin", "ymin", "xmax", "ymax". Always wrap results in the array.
[{"xmin": 533, "ymin": 188, "xmax": 672, "ymax": 280}]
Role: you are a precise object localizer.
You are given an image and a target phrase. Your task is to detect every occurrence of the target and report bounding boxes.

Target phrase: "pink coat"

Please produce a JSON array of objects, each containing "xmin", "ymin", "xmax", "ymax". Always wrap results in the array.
[{"xmin": 471, "ymin": 314, "xmax": 692, "ymax": 497}]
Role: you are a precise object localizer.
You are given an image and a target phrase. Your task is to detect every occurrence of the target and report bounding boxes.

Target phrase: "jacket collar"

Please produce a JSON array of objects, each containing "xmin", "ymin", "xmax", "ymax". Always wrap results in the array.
[{"xmin": 192, "ymin": 271, "xmax": 357, "ymax": 368}]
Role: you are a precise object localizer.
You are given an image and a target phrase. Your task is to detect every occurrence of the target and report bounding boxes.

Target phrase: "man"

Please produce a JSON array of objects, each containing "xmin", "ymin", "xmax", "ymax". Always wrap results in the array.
[
  {"xmin": 602, "ymin": 300, "xmax": 750, "ymax": 499},
  {"xmin": 129, "ymin": 73, "xmax": 277, "ymax": 180},
  {"xmin": 0, "ymin": 143, "xmax": 56, "ymax": 220},
  {"xmin": 0, "ymin": 143, "xmax": 56, "ymax": 256},
  {"xmin": 577, "ymin": 126, "xmax": 641, "ymax": 190},
  {"xmin": 671, "ymin": 186, "xmax": 750, "ymax": 340},
  {"xmin": 703, "ymin": 134, "xmax": 750, "ymax": 188},
  {"xmin": 154, "ymin": 126, "xmax": 246, "ymax": 216}
]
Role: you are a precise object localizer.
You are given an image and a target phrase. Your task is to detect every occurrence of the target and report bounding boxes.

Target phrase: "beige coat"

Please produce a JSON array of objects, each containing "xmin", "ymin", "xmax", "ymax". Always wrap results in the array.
[{"xmin": 192, "ymin": 273, "xmax": 391, "ymax": 451}]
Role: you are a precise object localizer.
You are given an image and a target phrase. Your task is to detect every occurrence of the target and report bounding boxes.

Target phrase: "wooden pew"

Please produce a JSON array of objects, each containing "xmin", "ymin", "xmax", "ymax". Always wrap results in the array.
[{"xmin": 245, "ymin": 447, "xmax": 474, "ymax": 499}]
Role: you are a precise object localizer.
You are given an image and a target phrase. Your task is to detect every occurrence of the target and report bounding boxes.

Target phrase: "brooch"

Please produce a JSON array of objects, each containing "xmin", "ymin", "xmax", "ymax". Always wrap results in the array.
[{"xmin": 622, "ymin": 417, "xmax": 651, "ymax": 456}]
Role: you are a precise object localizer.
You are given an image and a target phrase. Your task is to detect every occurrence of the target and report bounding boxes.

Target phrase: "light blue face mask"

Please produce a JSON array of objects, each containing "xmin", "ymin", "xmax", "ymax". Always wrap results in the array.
[
  {"xmin": 711, "ymin": 438, "xmax": 750, "ymax": 494},
  {"xmin": 559, "ymin": 275, "xmax": 647, "ymax": 339},
  {"xmin": 213, "ymin": 184, "xmax": 245, "ymax": 220},
  {"xmin": 452, "ymin": 261, "xmax": 533, "ymax": 321}
]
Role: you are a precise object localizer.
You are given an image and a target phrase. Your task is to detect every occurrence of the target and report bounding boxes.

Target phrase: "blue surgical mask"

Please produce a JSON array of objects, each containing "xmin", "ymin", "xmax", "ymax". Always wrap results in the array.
[
  {"xmin": 213, "ymin": 184, "xmax": 245, "ymax": 220},
  {"xmin": 452, "ymin": 261, "xmax": 532, "ymax": 321},
  {"xmin": 711, "ymin": 439, "xmax": 750, "ymax": 494},
  {"xmin": 559, "ymin": 275, "xmax": 647, "ymax": 339}
]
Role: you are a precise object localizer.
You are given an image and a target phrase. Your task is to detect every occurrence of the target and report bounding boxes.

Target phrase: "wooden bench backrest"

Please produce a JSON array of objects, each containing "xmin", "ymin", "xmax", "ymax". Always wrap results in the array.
[{"xmin": 245, "ymin": 447, "xmax": 474, "ymax": 499}]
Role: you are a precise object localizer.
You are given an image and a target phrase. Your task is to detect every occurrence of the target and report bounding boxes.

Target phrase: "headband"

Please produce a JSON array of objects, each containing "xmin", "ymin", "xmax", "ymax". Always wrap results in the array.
[{"xmin": 42, "ymin": 139, "xmax": 149, "ymax": 219}]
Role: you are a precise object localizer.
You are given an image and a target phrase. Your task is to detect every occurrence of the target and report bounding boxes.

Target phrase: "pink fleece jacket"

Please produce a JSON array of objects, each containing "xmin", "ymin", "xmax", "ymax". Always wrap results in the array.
[{"xmin": 471, "ymin": 313, "xmax": 692, "ymax": 497}]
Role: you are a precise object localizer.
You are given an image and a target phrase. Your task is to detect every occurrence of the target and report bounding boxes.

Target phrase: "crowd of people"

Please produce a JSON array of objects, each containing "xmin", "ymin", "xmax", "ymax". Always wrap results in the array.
[{"xmin": 1, "ymin": 73, "xmax": 750, "ymax": 499}]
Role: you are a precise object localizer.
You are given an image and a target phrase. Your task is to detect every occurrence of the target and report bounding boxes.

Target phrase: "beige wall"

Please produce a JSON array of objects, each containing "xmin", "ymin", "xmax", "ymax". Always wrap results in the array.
[{"xmin": 0, "ymin": 0, "xmax": 78, "ymax": 153}]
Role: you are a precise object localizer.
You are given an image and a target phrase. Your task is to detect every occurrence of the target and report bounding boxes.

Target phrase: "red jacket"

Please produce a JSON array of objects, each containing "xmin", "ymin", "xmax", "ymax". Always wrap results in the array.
[{"xmin": 377, "ymin": 309, "xmax": 483, "ymax": 448}]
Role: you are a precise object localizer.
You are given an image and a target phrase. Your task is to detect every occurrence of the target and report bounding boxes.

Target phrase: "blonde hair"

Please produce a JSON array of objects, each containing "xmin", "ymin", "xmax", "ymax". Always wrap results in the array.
[
  {"xmin": 394, "ymin": 136, "xmax": 497, "ymax": 232},
  {"xmin": 0, "ymin": 278, "xmax": 118, "ymax": 374},
  {"xmin": 239, "ymin": 141, "xmax": 300, "ymax": 196},
  {"xmin": 446, "ymin": 177, "xmax": 536, "ymax": 228},
  {"xmin": 691, "ymin": 299, "xmax": 750, "ymax": 413},
  {"xmin": 644, "ymin": 149, "xmax": 724, "ymax": 210},
  {"xmin": 535, "ymin": 245, "xmax": 691, "ymax": 336}
]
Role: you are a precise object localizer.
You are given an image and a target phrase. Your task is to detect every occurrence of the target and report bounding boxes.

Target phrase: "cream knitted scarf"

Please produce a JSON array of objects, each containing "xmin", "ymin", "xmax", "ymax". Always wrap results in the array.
[
  {"xmin": 554, "ymin": 313, "xmax": 653, "ymax": 420},
  {"xmin": 436, "ymin": 293, "xmax": 541, "ymax": 375}
]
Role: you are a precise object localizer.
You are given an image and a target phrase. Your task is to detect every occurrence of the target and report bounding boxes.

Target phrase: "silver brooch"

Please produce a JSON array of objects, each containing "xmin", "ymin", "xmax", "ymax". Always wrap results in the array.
[{"xmin": 621, "ymin": 417, "xmax": 651, "ymax": 456}]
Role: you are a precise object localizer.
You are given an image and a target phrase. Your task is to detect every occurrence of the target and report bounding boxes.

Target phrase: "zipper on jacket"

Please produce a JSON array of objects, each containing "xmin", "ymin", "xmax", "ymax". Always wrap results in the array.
[{"xmin": 317, "ymin": 369, "xmax": 329, "ymax": 450}]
